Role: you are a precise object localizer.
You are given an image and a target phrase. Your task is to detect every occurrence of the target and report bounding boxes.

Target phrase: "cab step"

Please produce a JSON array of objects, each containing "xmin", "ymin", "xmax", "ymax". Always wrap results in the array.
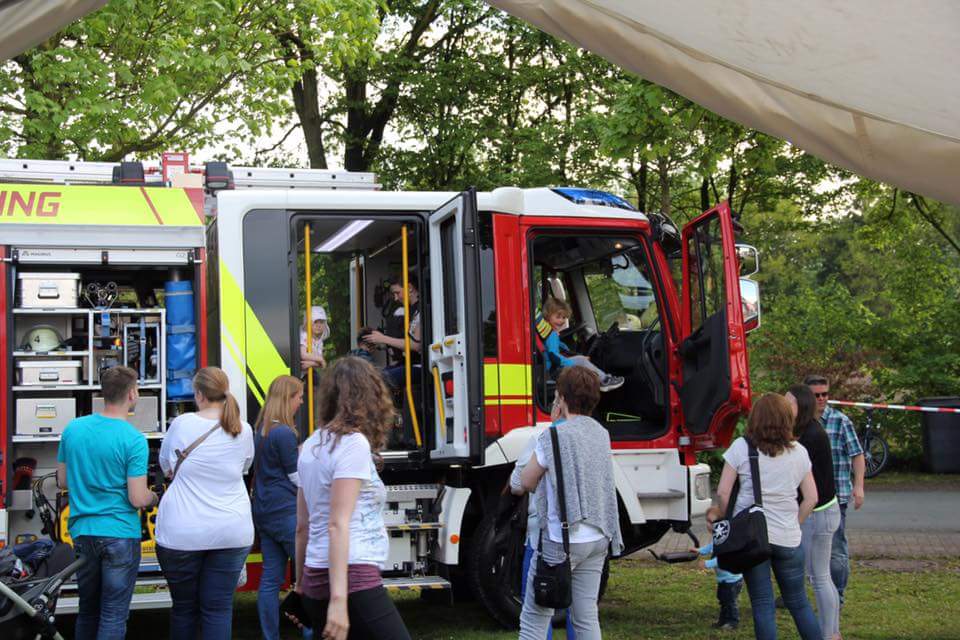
[
  {"xmin": 59, "ymin": 576, "xmax": 169, "ymax": 595},
  {"xmin": 385, "ymin": 522, "xmax": 443, "ymax": 532},
  {"xmin": 57, "ymin": 589, "xmax": 171, "ymax": 615},
  {"xmin": 383, "ymin": 575, "xmax": 451, "ymax": 592},
  {"xmin": 385, "ymin": 484, "xmax": 441, "ymax": 502}
]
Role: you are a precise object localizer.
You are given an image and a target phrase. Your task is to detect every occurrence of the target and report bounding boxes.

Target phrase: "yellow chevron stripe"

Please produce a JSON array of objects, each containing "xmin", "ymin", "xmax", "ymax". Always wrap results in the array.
[{"xmin": 219, "ymin": 260, "xmax": 290, "ymax": 400}]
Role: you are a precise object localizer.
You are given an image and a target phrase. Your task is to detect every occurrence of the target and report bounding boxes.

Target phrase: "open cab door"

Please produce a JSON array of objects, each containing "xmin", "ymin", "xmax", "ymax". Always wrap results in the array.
[
  {"xmin": 427, "ymin": 189, "xmax": 484, "ymax": 463},
  {"xmin": 679, "ymin": 202, "xmax": 751, "ymax": 450}
]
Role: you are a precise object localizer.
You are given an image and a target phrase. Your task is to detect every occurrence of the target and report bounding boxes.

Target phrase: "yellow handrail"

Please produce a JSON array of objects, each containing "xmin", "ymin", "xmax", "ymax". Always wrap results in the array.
[
  {"xmin": 305, "ymin": 223, "xmax": 314, "ymax": 435},
  {"xmin": 401, "ymin": 225, "xmax": 422, "ymax": 447},
  {"xmin": 431, "ymin": 366, "xmax": 446, "ymax": 427}
]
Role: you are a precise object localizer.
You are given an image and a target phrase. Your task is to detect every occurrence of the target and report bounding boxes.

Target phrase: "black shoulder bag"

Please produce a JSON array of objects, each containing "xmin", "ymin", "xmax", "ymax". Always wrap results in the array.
[
  {"xmin": 713, "ymin": 439, "xmax": 771, "ymax": 573},
  {"xmin": 532, "ymin": 425, "xmax": 573, "ymax": 609}
]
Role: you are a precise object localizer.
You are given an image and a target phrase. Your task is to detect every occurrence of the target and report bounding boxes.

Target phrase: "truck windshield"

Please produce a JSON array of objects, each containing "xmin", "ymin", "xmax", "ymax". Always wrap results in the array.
[{"xmin": 584, "ymin": 248, "xmax": 659, "ymax": 332}]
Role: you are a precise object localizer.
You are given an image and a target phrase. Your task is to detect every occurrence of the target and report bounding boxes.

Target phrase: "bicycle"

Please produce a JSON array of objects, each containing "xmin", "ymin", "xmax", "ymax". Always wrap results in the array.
[{"xmin": 860, "ymin": 407, "xmax": 890, "ymax": 478}]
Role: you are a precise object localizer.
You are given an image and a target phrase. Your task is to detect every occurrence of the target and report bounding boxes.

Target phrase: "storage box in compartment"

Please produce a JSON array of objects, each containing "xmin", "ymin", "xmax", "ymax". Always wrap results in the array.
[
  {"xmin": 93, "ymin": 395, "xmax": 160, "ymax": 433},
  {"xmin": 16, "ymin": 360, "xmax": 83, "ymax": 385},
  {"xmin": 16, "ymin": 397, "xmax": 76, "ymax": 436},
  {"xmin": 17, "ymin": 272, "xmax": 82, "ymax": 308}
]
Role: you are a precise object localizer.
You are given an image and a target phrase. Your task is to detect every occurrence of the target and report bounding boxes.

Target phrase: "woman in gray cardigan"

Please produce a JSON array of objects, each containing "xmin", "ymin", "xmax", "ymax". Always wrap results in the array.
[{"xmin": 511, "ymin": 366, "xmax": 623, "ymax": 640}]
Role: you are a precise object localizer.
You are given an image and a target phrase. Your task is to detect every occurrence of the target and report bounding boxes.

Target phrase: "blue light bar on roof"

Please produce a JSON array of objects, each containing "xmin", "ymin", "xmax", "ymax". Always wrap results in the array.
[{"xmin": 551, "ymin": 187, "xmax": 636, "ymax": 211}]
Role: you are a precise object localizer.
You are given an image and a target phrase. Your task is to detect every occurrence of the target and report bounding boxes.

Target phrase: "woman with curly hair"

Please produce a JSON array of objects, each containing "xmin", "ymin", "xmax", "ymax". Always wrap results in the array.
[
  {"xmin": 716, "ymin": 393, "xmax": 820, "ymax": 640},
  {"xmin": 294, "ymin": 357, "xmax": 410, "ymax": 640}
]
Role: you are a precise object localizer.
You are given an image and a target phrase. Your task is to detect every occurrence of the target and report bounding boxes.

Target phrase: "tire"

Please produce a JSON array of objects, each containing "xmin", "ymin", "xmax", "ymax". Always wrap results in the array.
[
  {"xmin": 465, "ymin": 512, "xmax": 609, "ymax": 629},
  {"xmin": 863, "ymin": 432, "xmax": 889, "ymax": 478}
]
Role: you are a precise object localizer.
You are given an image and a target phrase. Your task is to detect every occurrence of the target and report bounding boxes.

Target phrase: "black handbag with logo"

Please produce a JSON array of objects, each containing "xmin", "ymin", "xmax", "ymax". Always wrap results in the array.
[
  {"xmin": 713, "ymin": 439, "xmax": 772, "ymax": 573},
  {"xmin": 532, "ymin": 425, "xmax": 573, "ymax": 609}
]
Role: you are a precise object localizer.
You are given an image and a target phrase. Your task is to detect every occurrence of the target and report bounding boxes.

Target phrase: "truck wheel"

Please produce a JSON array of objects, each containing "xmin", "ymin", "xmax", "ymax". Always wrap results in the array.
[{"xmin": 465, "ymin": 512, "xmax": 609, "ymax": 629}]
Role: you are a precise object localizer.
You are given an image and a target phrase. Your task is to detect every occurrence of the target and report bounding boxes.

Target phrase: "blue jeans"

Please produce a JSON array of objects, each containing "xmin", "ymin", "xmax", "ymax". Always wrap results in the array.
[
  {"xmin": 830, "ymin": 502, "xmax": 849, "ymax": 605},
  {"xmin": 743, "ymin": 543, "xmax": 821, "ymax": 640},
  {"xmin": 521, "ymin": 543, "xmax": 575, "ymax": 639},
  {"xmin": 73, "ymin": 535, "xmax": 141, "ymax": 640},
  {"xmin": 156, "ymin": 545, "xmax": 250, "ymax": 640},
  {"xmin": 255, "ymin": 514, "xmax": 307, "ymax": 640}
]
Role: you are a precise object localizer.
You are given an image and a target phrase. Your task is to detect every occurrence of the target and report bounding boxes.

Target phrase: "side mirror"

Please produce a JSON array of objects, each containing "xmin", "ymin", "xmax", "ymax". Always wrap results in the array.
[
  {"xmin": 735, "ymin": 244, "xmax": 759, "ymax": 277},
  {"xmin": 739, "ymin": 278, "xmax": 761, "ymax": 332}
]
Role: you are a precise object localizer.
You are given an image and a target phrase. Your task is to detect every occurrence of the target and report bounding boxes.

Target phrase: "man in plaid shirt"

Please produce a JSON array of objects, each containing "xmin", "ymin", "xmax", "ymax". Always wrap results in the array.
[{"xmin": 805, "ymin": 375, "xmax": 865, "ymax": 606}]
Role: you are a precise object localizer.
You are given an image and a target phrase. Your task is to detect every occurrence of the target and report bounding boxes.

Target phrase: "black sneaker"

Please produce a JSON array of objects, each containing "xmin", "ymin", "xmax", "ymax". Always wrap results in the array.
[
  {"xmin": 600, "ymin": 375, "xmax": 625, "ymax": 392},
  {"xmin": 711, "ymin": 621, "xmax": 739, "ymax": 631}
]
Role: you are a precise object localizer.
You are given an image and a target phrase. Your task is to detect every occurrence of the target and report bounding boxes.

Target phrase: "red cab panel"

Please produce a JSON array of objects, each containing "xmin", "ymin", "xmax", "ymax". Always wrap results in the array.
[{"xmin": 679, "ymin": 202, "xmax": 751, "ymax": 450}]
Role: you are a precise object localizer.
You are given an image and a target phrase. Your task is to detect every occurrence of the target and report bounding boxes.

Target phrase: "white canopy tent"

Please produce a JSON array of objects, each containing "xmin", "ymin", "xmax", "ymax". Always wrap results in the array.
[
  {"xmin": 488, "ymin": 1, "xmax": 960, "ymax": 205},
  {"xmin": 3, "ymin": 0, "xmax": 957, "ymax": 203},
  {"xmin": 0, "ymin": 0, "xmax": 107, "ymax": 61}
]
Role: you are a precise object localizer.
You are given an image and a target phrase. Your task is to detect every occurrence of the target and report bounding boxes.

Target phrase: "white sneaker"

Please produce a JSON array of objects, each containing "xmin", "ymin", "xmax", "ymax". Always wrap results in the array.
[{"xmin": 600, "ymin": 375, "xmax": 625, "ymax": 392}]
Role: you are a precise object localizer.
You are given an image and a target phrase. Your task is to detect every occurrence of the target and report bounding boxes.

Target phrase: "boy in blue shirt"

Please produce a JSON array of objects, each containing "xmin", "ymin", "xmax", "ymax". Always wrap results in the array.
[
  {"xmin": 694, "ymin": 506, "xmax": 744, "ymax": 630},
  {"xmin": 535, "ymin": 298, "xmax": 624, "ymax": 392},
  {"xmin": 57, "ymin": 366, "xmax": 158, "ymax": 640}
]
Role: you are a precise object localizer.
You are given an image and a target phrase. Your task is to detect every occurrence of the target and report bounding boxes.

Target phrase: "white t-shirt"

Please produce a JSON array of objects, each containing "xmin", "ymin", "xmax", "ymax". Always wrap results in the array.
[
  {"xmin": 512, "ymin": 434, "xmax": 543, "ymax": 546},
  {"xmin": 300, "ymin": 328, "xmax": 324, "ymax": 358},
  {"xmin": 534, "ymin": 438, "xmax": 605, "ymax": 545},
  {"xmin": 156, "ymin": 414, "xmax": 255, "ymax": 550},
  {"xmin": 722, "ymin": 437, "xmax": 812, "ymax": 548},
  {"xmin": 298, "ymin": 430, "xmax": 388, "ymax": 569}
]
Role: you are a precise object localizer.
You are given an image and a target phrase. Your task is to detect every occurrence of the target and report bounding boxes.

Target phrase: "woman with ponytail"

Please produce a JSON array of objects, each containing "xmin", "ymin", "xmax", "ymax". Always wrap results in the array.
[
  {"xmin": 252, "ymin": 375, "xmax": 305, "ymax": 640},
  {"xmin": 156, "ymin": 366, "xmax": 255, "ymax": 640}
]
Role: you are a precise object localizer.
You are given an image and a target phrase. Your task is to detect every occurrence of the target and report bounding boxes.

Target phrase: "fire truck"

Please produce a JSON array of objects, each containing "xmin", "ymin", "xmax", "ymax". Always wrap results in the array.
[{"xmin": 0, "ymin": 154, "xmax": 759, "ymax": 623}]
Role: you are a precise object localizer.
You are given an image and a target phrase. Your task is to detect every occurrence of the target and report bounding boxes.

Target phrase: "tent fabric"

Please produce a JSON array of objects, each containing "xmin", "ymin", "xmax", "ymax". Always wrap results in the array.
[
  {"xmin": 0, "ymin": 0, "xmax": 108, "ymax": 62},
  {"xmin": 487, "ymin": 1, "xmax": 960, "ymax": 205}
]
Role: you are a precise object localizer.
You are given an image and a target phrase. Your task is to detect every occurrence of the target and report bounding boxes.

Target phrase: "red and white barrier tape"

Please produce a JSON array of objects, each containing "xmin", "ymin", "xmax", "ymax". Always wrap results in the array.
[{"xmin": 828, "ymin": 400, "xmax": 960, "ymax": 415}]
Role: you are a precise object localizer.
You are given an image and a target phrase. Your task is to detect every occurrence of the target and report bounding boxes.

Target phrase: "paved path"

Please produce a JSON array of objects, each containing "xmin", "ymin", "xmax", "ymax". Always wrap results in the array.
[
  {"xmin": 847, "ymin": 487, "xmax": 960, "ymax": 532},
  {"xmin": 639, "ymin": 487, "xmax": 960, "ymax": 561}
]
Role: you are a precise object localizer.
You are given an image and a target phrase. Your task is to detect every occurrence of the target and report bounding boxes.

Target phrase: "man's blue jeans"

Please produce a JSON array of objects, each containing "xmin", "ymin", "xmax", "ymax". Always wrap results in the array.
[
  {"xmin": 743, "ymin": 543, "xmax": 821, "ymax": 640},
  {"xmin": 156, "ymin": 545, "xmax": 250, "ymax": 640},
  {"xmin": 830, "ymin": 502, "xmax": 849, "ymax": 605},
  {"xmin": 73, "ymin": 535, "xmax": 141, "ymax": 640},
  {"xmin": 255, "ymin": 514, "xmax": 308, "ymax": 640}
]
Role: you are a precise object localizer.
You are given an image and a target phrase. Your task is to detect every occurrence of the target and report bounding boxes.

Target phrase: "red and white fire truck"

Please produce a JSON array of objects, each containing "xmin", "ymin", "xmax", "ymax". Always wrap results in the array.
[{"xmin": 0, "ymin": 154, "xmax": 758, "ymax": 623}]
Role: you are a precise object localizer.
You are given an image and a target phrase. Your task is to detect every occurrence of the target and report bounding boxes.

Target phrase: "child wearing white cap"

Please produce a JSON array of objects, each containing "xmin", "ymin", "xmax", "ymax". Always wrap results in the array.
[{"xmin": 300, "ymin": 305, "xmax": 329, "ymax": 371}]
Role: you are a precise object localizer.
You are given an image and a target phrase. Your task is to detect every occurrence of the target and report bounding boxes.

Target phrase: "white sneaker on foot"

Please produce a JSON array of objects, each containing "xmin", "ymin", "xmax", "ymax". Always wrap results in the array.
[{"xmin": 600, "ymin": 375, "xmax": 625, "ymax": 392}]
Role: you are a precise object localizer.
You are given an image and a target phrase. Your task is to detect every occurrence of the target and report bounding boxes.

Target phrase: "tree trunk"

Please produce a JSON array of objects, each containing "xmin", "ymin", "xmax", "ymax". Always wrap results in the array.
[
  {"xmin": 657, "ymin": 156, "xmax": 671, "ymax": 217},
  {"xmin": 292, "ymin": 69, "xmax": 328, "ymax": 169},
  {"xmin": 700, "ymin": 176, "xmax": 710, "ymax": 212},
  {"xmin": 343, "ymin": 74, "xmax": 368, "ymax": 172},
  {"xmin": 637, "ymin": 158, "xmax": 647, "ymax": 212},
  {"xmin": 727, "ymin": 157, "xmax": 738, "ymax": 208}
]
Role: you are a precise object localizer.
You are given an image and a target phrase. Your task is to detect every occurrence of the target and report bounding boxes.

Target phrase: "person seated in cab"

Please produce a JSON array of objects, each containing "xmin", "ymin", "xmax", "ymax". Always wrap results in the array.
[
  {"xmin": 536, "ymin": 297, "xmax": 624, "ymax": 392},
  {"xmin": 362, "ymin": 275, "xmax": 421, "ymax": 389}
]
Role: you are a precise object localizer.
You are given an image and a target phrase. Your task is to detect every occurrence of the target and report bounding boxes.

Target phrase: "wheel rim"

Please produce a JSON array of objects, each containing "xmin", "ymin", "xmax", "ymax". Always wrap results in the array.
[{"xmin": 864, "ymin": 435, "xmax": 887, "ymax": 476}]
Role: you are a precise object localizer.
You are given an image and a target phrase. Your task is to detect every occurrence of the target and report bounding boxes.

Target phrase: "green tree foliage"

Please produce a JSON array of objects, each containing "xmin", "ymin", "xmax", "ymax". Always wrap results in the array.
[{"xmin": 0, "ymin": 0, "xmax": 380, "ymax": 160}]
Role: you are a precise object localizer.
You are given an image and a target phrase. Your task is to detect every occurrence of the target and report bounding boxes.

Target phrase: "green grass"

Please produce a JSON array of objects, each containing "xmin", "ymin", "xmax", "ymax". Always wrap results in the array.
[{"xmin": 61, "ymin": 559, "xmax": 960, "ymax": 639}]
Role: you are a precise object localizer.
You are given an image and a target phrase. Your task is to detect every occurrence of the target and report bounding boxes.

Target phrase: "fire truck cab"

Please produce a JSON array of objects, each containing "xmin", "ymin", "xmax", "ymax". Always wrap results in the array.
[{"xmin": 212, "ymin": 184, "xmax": 758, "ymax": 624}]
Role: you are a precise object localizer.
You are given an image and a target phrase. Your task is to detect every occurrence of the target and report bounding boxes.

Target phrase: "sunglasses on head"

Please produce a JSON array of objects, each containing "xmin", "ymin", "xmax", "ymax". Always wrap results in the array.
[{"xmin": 814, "ymin": 392, "xmax": 829, "ymax": 398}]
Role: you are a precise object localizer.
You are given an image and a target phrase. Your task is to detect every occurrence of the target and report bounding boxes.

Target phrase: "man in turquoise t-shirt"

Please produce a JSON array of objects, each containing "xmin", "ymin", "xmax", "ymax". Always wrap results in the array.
[{"xmin": 57, "ymin": 366, "xmax": 158, "ymax": 640}]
